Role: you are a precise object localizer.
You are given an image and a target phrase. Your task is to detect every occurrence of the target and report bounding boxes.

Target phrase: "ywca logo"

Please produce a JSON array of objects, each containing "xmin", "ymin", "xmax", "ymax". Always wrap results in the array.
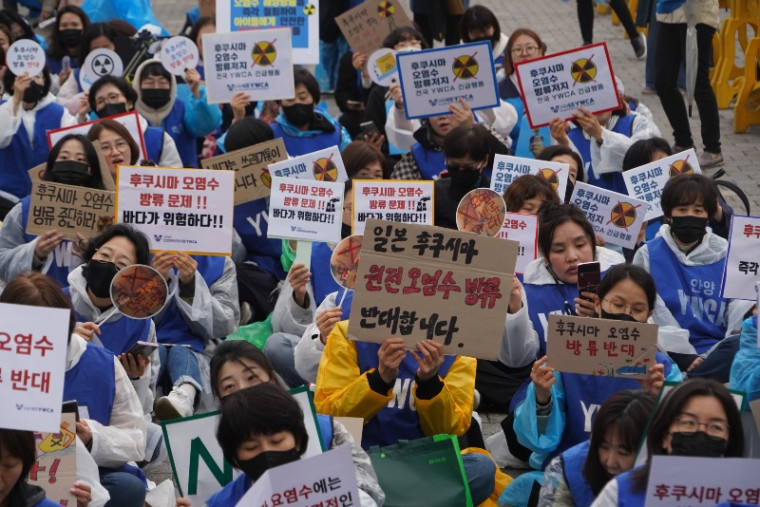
[
  {"xmin": 550, "ymin": 105, "xmax": 561, "ymax": 113},
  {"xmin": 428, "ymin": 99, "xmax": 438, "ymax": 107},
  {"xmin": 153, "ymin": 234, "xmax": 163, "ymax": 242}
]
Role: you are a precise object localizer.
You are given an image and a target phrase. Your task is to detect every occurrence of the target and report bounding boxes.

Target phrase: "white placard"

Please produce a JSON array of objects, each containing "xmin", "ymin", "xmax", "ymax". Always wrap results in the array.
[
  {"xmin": 116, "ymin": 166, "xmax": 234, "ymax": 255},
  {"xmin": 622, "ymin": 148, "xmax": 702, "ymax": 220},
  {"xmin": 268, "ymin": 177, "xmax": 344, "ymax": 243},
  {"xmin": 497, "ymin": 213, "xmax": 538, "ymax": 274},
  {"xmin": 6, "ymin": 39, "xmax": 45, "ymax": 76},
  {"xmin": 352, "ymin": 179, "xmax": 434, "ymax": 235},
  {"xmin": 160, "ymin": 36, "xmax": 200, "ymax": 77},
  {"xmin": 515, "ymin": 42, "xmax": 622, "ymax": 129},
  {"xmin": 570, "ymin": 181, "xmax": 647, "ymax": 249},
  {"xmin": 491, "ymin": 155, "xmax": 570, "ymax": 202},
  {"xmin": 368, "ymin": 47, "xmax": 398, "ymax": 87},
  {"xmin": 47, "ymin": 111, "xmax": 148, "ymax": 162},
  {"xmin": 721, "ymin": 215, "xmax": 760, "ymax": 300},
  {"xmin": 202, "ymin": 28, "xmax": 295, "ymax": 104},
  {"xmin": 79, "ymin": 48, "xmax": 124, "ymax": 92},
  {"xmin": 268, "ymin": 146, "xmax": 348, "ymax": 182},
  {"xmin": 237, "ymin": 446, "xmax": 358, "ymax": 507},
  {"xmin": 396, "ymin": 41, "xmax": 500, "ymax": 119},
  {"xmin": 0, "ymin": 303, "xmax": 70, "ymax": 433}
]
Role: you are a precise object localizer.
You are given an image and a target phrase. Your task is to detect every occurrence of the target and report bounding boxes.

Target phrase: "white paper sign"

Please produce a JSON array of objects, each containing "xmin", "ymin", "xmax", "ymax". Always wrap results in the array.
[
  {"xmin": 721, "ymin": 215, "xmax": 760, "ymax": 300},
  {"xmin": 237, "ymin": 446, "xmax": 358, "ymax": 507},
  {"xmin": 622, "ymin": 148, "xmax": 702, "ymax": 220},
  {"xmin": 515, "ymin": 42, "xmax": 622, "ymax": 129},
  {"xmin": 570, "ymin": 181, "xmax": 647, "ymax": 249},
  {"xmin": 79, "ymin": 48, "xmax": 124, "ymax": 92},
  {"xmin": 368, "ymin": 47, "xmax": 398, "ymax": 87},
  {"xmin": 160, "ymin": 36, "xmax": 200, "ymax": 76},
  {"xmin": 0, "ymin": 303, "xmax": 70, "ymax": 433},
  {"xmin": 497, "ymin": 213, "xmax": 538, "ymax": 274},
  {"xmin": 116, "ymin": 166, "xmax": 235, "ymax": 255},
  {"xmin": 47, "ymin": 111, "xmax": 148, "ymax": 162},
  {"xmin": 352, "ymin": 179, "xmax": 434, "ymax": 235},
  {"xmin": 268, "ymin": 177, "xmax": 344, "ymax": 243},
  {"xmin": 491, "ymin": 155, "xmax": 570, "ymax": 202},
  {"xmin": 268, "ymin": 146, "xmax": 348, "ymax": 183},
  {"xmin": 396, "ymin": 41, "xmax": 500, "ymax": 119},
  {"xmin": 202, "ymin": 28, "xmax": 295, "ymax": 104},
  {"xmin": 7, "ymin": 39, "xmax": 45, "ymax": 76}
]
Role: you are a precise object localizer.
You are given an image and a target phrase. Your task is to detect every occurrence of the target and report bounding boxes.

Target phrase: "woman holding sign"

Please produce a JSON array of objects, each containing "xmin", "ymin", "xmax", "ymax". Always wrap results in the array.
[{"xmin": 86, "ymin": 119, "xmax": 140, "ymax": 178}]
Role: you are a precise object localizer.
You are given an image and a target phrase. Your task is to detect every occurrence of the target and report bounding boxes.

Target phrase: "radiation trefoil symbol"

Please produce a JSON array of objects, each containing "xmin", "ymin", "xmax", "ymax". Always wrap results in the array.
[
  {"xmin": 92, "ymin": 55, "xmax": 114, "ymax": 76},
  {"xmin": 669, "ymin": 158, "xmax": 694, "ymax": 178},
  {"xmin": 571, "ymin": 55, "xmax": 597, "ymax": 86},
  {"xmin": 313, "ymin": 157, "xmax": 339, "ymax": 181},
  {"xmin": 303, "ymin": 3, "xmax": 316, "ymax": 15},
  {"xmin": 539, "ymin": 168, "xmax": 560, "ymax": 190},
  {"xmin": 378, "ymin": 0, "xmax": 395, "ymax": 17},
  {"xmin": 252, "ymin": 40, "xmax": 277, "ymax": 66},
  {"xmin": 607, "ymin": 201, "xmax": 640, "ymax": 230},
  {"xmin": 452, "ymin": 52, "xmax": 479, "ymax": 81}
]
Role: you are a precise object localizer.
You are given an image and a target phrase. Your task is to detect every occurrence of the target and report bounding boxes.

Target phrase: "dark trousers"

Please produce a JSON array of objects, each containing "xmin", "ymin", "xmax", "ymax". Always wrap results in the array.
[{"xmin": 577, "ymin": 0, "xmax": 639, "ymax": 44}]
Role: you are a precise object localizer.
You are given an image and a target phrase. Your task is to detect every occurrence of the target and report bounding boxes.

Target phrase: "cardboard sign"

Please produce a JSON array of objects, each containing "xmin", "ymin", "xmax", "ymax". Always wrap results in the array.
[
  {"xmin": 348, "ymin": 219, "xmax": 518, "ymax": 360},
  {"xmin": 79, "ymin": 48, "xmax": 124, "ymax": 92},
  {"xmin": 397, "ymin": 41, "xmax": 500, "ymax": 119},
  {"xmin": 515, "ymin": 42, "xmax": 622, "ymax": 129},
  {"xmin": 0, "ymin": 303, "xmax": 70, "ymax": 433},
  {"xmin": 497, "ymin": 213, "xmax": 538, "ymax": 275},
  {"xmin": 645, "ymin": 456, "xmax": 760, "ymax": 506},
  {"xmin": 116, "ymin": 166, "xmax": 235, "ymax": 255},
  {"xmin": 268, "ymin": 146, "xmax": 348, "ymax": 183},
  {"xmin": 162, "ymin": 387, "xmax": 324, "ymax": 505},
  {"xmin": 337, "ymin": 0, "xmax": 414, "ymax": 55},
  {"xmin": 26, "ymin": 181, "xmax": 116, "ymax": 241},
  {"xmin": 201, "ymin": 138, "xmax": 288, "ymax": 204},
  {"xmin": 352, "ymin": 179, "xmax": 434, "ymax": 236},
  {"xmin": 29, "ymin": 413, "xmax": 77, "ymax": 506},
  {"xmin": 622, "ymin": 149, "xmax": 702, "ymax": 220},
  {"xmin": 216, "ymin": 2, "xmax": 319, "ymax": 64},
  {"xmin": 570, "ymin": 181, "xmax": 647, "ymax": 249},
  {"xmin": 751, "ymin": 399, "xmax": 760, "ymax": 436},
  {"xmin": 6, "ymin": 39, "xmax": 45, "ymax": 76},
  {"xmin": 546, "ymin": 314, "xmax": 657, "ymax": 379},
  {"xmin": 238, "ymin": 446, "xmax": 358, "ymax": 507},
  {"xmin": 721, "ymin": 215, "xmax": 760, "ymax": 300},
  {"xmin": 268, "ymin": 177, "xmax": 344, "ymax": 243},
  {"xmin": 47, "ymin": 111, "xmax": 148, "ymax": 162},
  {"xmin": 491, "ymin": 155, "xmax": 570, "ymax": 202},
  {"xmin": 160, "ymin": 36, "xmax": 200, "ymax": 76},
  {"xmin": 202, "ymin": 28, "xmax": 295, "ymax": 104}
]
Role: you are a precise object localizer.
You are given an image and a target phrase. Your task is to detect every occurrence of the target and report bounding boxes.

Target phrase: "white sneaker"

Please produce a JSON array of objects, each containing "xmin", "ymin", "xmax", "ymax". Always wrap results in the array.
[{"xmin": 154, "ymin": 386, "xmax": 194, "ymax": 420}]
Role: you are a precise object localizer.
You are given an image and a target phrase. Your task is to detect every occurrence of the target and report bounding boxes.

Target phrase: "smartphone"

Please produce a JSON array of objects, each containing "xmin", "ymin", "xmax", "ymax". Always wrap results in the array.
[
  {"xmin": 577, "ymin": 261, "xmax": 601, "ymax": 298},
  {"xmin": 126, "ymin": 341, "xmax": 159, "ymax": 358},
  {"xmin": 62, "ymin": 400, "xmax": 80, "ymax": 422},
  {"xmin": 360, "ymin": 121, "xmax": 380, "ymax": 138},
  {"xmin": 62, "ymin": 55, "xmax": 71, "ymax": 73}
]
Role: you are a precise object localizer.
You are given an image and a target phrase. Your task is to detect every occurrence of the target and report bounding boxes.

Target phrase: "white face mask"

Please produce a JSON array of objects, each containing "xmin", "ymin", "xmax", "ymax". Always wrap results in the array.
[{"xmin": 396, "ymin": 46, "xmax": 421, "ymax": 53}]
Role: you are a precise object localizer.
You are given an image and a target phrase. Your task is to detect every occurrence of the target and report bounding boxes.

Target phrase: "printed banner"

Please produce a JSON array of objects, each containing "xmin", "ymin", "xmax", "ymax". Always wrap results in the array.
[
  {"xmin": 515, "ymin": 42, "xmax": 622, "ymax": 129},
  {"xmin": 570, "ymin": 181, "xmax": 647, "ymax": 249},
  {"xmin": 29, "ymin": 413, "xmax": 77, "ymax": 506},
  {"xmin": 721, "ymin": 215, "xmax": 760, "ymax": 300},
  {"xmin": 546, "ymin": 314, "xmax": 658, "ymax": 379},
  {"xmin": 496, "ymin": 212, "xmax": 538, "ymax": 274},
  {"xmin": 267, "ymin": 177, "xmax": 344, "ymax": 243},
  {"xmin": 336, "ymin": 0, "xmax": 413, "ymax": 55},
  {"xmin": 268, "ymin": 146, "xmax": 348, "ymax": 182},
  {"xmin": 47, "ymin": 111, "xmax": 148, "ymax": 162},
  {"xmin": 116, "ymin": 166, "xmax": 235, "ymax": 255},
  {"xmin": 348, "ymin": 219, "xmax": 518, "ymax": 360},
  {"xmin": 352, "ymin": 179, "xmax": 434, "ymax": 235},
  {"xmin": 491, "ymin": 155, "xmax": 570, "ymax": 201},
  {"xmin": 396, "ymin": 41, "xmax": 500, "ymax": 119}
]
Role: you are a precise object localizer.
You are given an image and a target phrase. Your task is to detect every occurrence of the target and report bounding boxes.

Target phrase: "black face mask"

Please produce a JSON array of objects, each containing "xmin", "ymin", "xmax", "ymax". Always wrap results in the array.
[
  {"xmin": 669, "ymin": 215, "xmax": 708, "ymax": 245},
  {"xmin": 51, "ymin": 160, "xmax": 90, "ymax": 186},
  {"xmin": 23, "ymin": 81, "xmax": 45, "ymax": 103},
  {"xmin": 670, "ymin": 431, "xmax": 728, "ymax": 458},
  {"xmin": 141, "ymin": 88, "xmax": 171, "ymax": 109},
  {"xmin": 341, "ymin": 222, "xmax": 352, "ymax": 240},
  {"xmin": 85, "ymin": 259, "xmax": 120, "ymax": 299},
  {"xmin": 59, "ymin": 28, "xmax": 82, "ymax": 48},
  {"xmin": 447, "ymin": 166, "xmax": 482, "ymax": 190},
  {"xmin": 96, "ymin": 102, "xmax": 128, "ymax": 118},
  {"xmin": 600, "ymin": 309, "xmax": 641, "ymax": 322},
  {"xmin": 238, "ymin": 449, "xmax": 301, "ymax": 482},
  {"xmin": 282, "ymin": 103, "xmax": 314, "ymax": 127}
]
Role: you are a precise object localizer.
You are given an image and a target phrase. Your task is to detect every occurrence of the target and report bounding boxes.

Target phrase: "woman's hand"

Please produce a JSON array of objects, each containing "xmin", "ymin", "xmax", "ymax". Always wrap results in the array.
[
  {"xmin": 377, "ymin": 337, "xmax": 406, "ymax": 384},
  {"xmin": 531, "ymin": 356, "xmax": 556, "ymax": 405},
  {"xmin": 315, "ymin": 307, "xmax": 343, "ymax": 345},
  {"xmin": 185, "ymin": 67, "xmax": 202, "ymax": 98},
  {"xmin": 75, "ymin": 419, "xmax": 92, "ymax": 446},
  {"xmin": 119, "ymin": 352, "xmax": 151, "ymax": 379},
  {"xmin": 574, "ymin": 107, "xmax": 603, "ymax": 143},
  {"xmin": 71, "ymin": 481, "xmax": 92, "ymax": 507},
  {"xmin": 174, "ymin": 252, "xmax": 198, "ymax": 285},
  {"xmin": 639, "ymin": 363, "xmax": 665, "ymax": 396},
  {"xmin": 410, "ymin": 340, "xmax": 445, "ymax": 381},
  {"xmin": 508, "ymin": 276, "xmax": 523, "ymax": 314},
  {"xmin": 74, "ymin": 322, "xmax": 101, "ymax": 342},
  {"xmin": 287, "ymin": 263, "xmax": 311, "ymax": 308},
  {"xmin": 449, "ymin": 98, "xmax": 474, "ymax": 127},
  {"xmin": 34, "ymin": 230, "xmax": 64, "ymax": 260},
  {"xmin": 574, "ymin": 292, "xmax": 599, "ymax": 318},
  {"xmin": 549, "ymin": 117, "xmax": 570, "ymax": 147},
  {"xmin": 230, "ymin": 92, "xmax": 250, "ymax": 123}
]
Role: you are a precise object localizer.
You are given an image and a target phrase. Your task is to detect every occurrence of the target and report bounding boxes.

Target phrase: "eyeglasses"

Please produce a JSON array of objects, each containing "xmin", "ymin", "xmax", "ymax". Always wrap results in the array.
[
  {"xmin": 100, "ymin": 138, "xmax": 130, "ymax": 155},
  {"xmin": 673, "ymin": 414, "xmax": 729, "ymax": 438},
  {"xmin": 95, "ymin": 92, "xmax": 126, "ymax": 107},
  {"xmin": 511, "ymin": 45, "xmax": 539, "ymax": 56},
  {"xmin": 602, "ymin": 297, "xmax": 649, "ymax": 321}
]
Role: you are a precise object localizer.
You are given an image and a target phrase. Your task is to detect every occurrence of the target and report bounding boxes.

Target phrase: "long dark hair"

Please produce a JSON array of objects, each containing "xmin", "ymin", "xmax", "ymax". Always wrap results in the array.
[
  {"xmin": 537, "ymin": 203, "xmax": 596, "ymax": 261},
  {"xmin": 47, "ymin": 5, "xmax": 90, "ymax": 61},
  {"xmin": 0, "ymin": 429, "xmax": 37, "ymax": 506},
  {"xmin": 210, "ymin": 340, "xmax": 277, "ymax": 399},
  {"xmin": 43, "ymin": 134, "xmax": 104, "ymax": 190}
]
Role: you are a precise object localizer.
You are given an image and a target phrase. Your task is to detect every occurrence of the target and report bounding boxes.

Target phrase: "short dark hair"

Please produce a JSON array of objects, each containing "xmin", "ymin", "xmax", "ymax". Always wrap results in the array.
[
  {"xmin": 503, "ymin": 174, "xmax": 559, "ymax": 213},
  {"xmin": 461, "ymin": 5, "xmax": 500, "ymax": 44},
  {"xmin": 660, "ymin": 173, "xmax": 718, "ymax": 219},
  {"xmin": 0, "ymin": 272, "xmax": 77, "ymax": 337},
  {"xmin": 537, "ymin": 203, "xmax": 596, "ymax": 260},
  {"xmin": 82, "ymin": 224, "xmax": 150, "ymax": 266},
  {"xmin": 79, "ymin": 22, "xmax": 117, "ymax": 63},
  {"xmin": 291, "ymin": 67, "xmax": 320, "ymax": 105},
  {"xmin": 139, "ymin": 61, "xmax": 171, "ymax": 85},
  {"xmin": 342, "ymin": 141, "xmax": 390, "ymax": 179},
  {"xmin": 0, "ymin": 429, "xmax": 37, "ymax": 505},
  {"xmin": 210, "ymin": 340, "xmax": 277, "ymax": 399},
  {"xmin": 596, "ymin": 263, "xmax": 657, "ymax": 311},
  {"xmin": 622, "ymin": 137, "xmax": 672, "ymax": 171},
  {"xmin": 3, "ymin": 65, "xmax": 52, "ymax": 99},
  {"xmin": 224, "ymin": 117, "xmax": 274, "ymax": 152},
  {"xmin": 443, "ymin": 124, "xmax": 491, "ymax": 162},
  {"xmin": 536, "ymin": 145, "xmax": 585, "ymax": 184},
  {"xmin": 382, "ymin": 25, "xmax": 428, "ymax": 50},
  {"xmin": 188, "ymin": 16, "xmax": 215, "ymax": 48},
  {"xmin": 89, "ymin": 75, "xmax": 138, "ymax": 113},
  {"xmin": 88, "ymin": 119, "xmax": 140, "ymax": 165},
  {"xmin": 217, "ymin": 384, "xmax": 309, "ymax": 469},
  {"xmin": 48, "ymin": 5, "xmax": 90, "ymax": 61},
  {"xmin": 44, "ymin": 134, "xmax": 104, "ymax": 190},
  {"xmin": 504, "ymin": 28, "xmax": 546, "ymax": 75}
]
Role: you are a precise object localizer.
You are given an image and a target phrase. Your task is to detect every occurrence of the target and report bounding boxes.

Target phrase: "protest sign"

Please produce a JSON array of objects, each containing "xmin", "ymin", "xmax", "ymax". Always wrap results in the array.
[
  {"xmin": 570, "ymin": 181, "xmax": 647, "ymax": 249},
  {"xmin": 268, "ymin": 146, "xmax": 348, "ymax": 182},
  {"xmin": 79, "ymin": 48, "xmax": 124, "ymax": 91},
  {"xmin": 47, "ymin": 111, "xmax": 148, "ymax": 162},
  {"xmin": 237, "ymin": 446, "xmax": 358, "ymax": 507},
  {"xmin": 29, "ymin": 413, "xmax": 77, "ymax": 506},
  {"xmin": 720, "ymin": 215, "xmax": 760, "ymax": 300},
  {"xmin": 331, "ymin": 235, "xmax": 362, "ymax": 290},
  {"xmin": 110, "ymin": 265, "xmax": 169, "ymax": 319},
  {"xmin": 162, "ymin": 387, "xmax": 324, "ymax": 504},
  {"xmin": 216, "ymin": 1, "xmax": 319, "ymax": 64},
  {"xmin": 0, "ymin": 303, "xmax": 70, "ymax": 433},
  {"xmin": 514, "ymin": 42, "xmax": 622, "ymax": 129},
  {"xmin": 456, "ymin": 188, "xmax": 506, "ymax": 237},
  {"xmin": 546, "ymin": 314, "xmax": 657, "ymax": 379},
  {"xmin": 367, "ymin": 47, "xmax": 398, "ymax": 86},
  {"xmin": 645, "ymin": 456, "xmax": 760, "ymax": 506},
  {"xmin": 348, "ymin": 219, "xmax": 518, "ymax": 360},
  {"xmin": 267, "ymin": 177, "xmax": 344, "ymax": 243},
  {"xmin": 26, "ymin": 181, "xmax": 115, "ymax": 241},
  {"xmin": 6, "ymin": 39, "xmax": 45, "ymax": 76},
  {"xmin": 396, "ymin": 41, "xmax": 500, "ymax": 119},
  {"xmin": 160, "ymin": 36, "xmax": 200, "ymax": 76},
  {"xmin": 202, "ymin": 28, "xmax": 295, "ymax": 104},
  {"xmin": 622, "ymin": 148, "xmax": 701, "ymax": 220},
  {"xmin": 751, "ymin": 399, "xmax": 760, "ymax": 436},
  {"xmin": 337, "ymin": 0, "xmax": 414, "ymax": 55},
  {"xmin": 497, "ymin": 213, "xmax": 538, "ymax": 275},
  {"xmin": 491, "ymin": 155, "xmax": 570, "ymax": 201},
  {"xmin": 116, "ymin": 166, "xmax": 234, "ymax": 255},
  {"xmin": 201, "ymin": 138, "xmax": 288, "ymax": 204},
  {"xmin": 352, "ymin": 179, "xmax": 434, "ymax": 235}
]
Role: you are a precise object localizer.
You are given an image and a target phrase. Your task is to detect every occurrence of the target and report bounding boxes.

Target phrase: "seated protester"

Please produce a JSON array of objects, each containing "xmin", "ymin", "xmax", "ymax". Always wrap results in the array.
[
  {"xmin": 0, "ymin": 134, "xmax": 102, "ymax": 286},
  {"xmin": 342, "ymin": 141, "xmax": 390, "ymax": 179},
  {"xmin": 206, "ymin": 383, "xmax": 385, "ymax": 507},
  {"xmin": 537, "ymin": 390, "xmax": 655, "ymax": 506},
  {"xmin": 504, "ymin": 174, "xmax": 560, "ymax": 216},
  {"xmin": 87, "ymin": 119, "xmax": 140, "ymax": 178},
  {"xmin": 632, "ymin": 174, "xmax": 755, "ymax": 380},
  {"xmin": 0, "ymin": 66, "xmax": 77, "ymax": 209},
  {"xmin": 46, "ymin": 6, "xmax": 89, "ymax": 84},
  {"xmin": 1, "ymin": 272, "xmax": 148, "ymax": 506},
  {"xmin": 461, "ymin": 5, "xmax": 509, "ymax": 74},
  {"xmin": 592, "ymin": 379, "xmax": 744, "ymax": 506},
  {"xmin": 132, "ymin": 59, "xmax": 222, "ymax": 167},
  {"xmin": 87, "ymin": 75, "xmax": 183, "ymax": 168},
  {"xmin": 334, "ymin": 49, "xmax": 372, "ymax": 139},
  {"xmin": 731, "ymin": 312, "xmax": 760, "ymax": 410},
  {"xmin": 536, "ymin": 145, "xmax": 585, "ymax": 203}
]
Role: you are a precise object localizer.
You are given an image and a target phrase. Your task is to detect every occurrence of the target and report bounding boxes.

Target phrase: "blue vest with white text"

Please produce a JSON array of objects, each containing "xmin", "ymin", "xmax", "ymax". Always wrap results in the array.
[
  {"xmin": 233, "ymin": 198, "xmax": 285, "ymax": 279},
  {"xmin": 411, "ymin": 142, "xmax": 445, "ymax": 180},
  {"xmin": 64, "ymin": 343, "xmax": 115, "ymax": 425},
  {"xmin": 270, "ymin": 122, "xmax": 341, "ymax": 157},
  {"xmin": 524, "ymin": 281, "xmax": 579, "ymax": 357},
  {"xmin": 21, "ymin": 196, "xmax": 76, "ymax": 286},
  {"xmin": 561, "ymin": 440, "xmax": 595, "ymax": 507},
  {"xmin": 161, "ymin": 100, "xmax": 196, "ymax": 167},
  {"xmin": 614, "ymin": 469, "xmax": 645, "ymax": 506}
]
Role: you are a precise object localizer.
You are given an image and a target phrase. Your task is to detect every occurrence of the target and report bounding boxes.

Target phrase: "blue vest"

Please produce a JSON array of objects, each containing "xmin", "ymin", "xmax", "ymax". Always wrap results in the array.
[
  {"xmin": 64, "ymin": 343, "xmax": 116, "ymax": 425},
  {"xmin": 561, "ymin": 440, "xmax": 596, "ymax": 507},
  {"xmin": 317, "ymin": 414, "xmax": 333, "ymax": 449},
  {"xmin": 233, "ymin": 198, "xmax": 285, "ymax": 280},
  {"xmin": 161, "ymin": 100, "xmax": 197, "ymax": 167},
  {"xmin": 155, "ymin": 256, "xmax": 226, "ymax": 350},
  {"xmin": 567, "ymin": 114, "xmax": 635, "ymax": 195},
  {"xmin": 514, "ymin": 115, "xmax": 551, "ymax": 160},
  {"xmin": 34, "ymin": 498, "xmax": 62, "ymax": 507},
  {"xmin": 647, "ymin": 236, "xmax": 728, "ymax": 353},
  {"xmin": 21, "ymin": 197, "xmax": 76, "ymax": 286},
  {"xmin": 336, "ymin": 288, "xmax": 353, "ymax": 320},
  {"xmin": 270, "ymin": 121, "xmax": 341, "ymax": 157},
  {"xmin": 524, "ymin": 281, "xmax": 579, "ymax": 357},
  {"xmin": 311, "ymin": 242, "xmax": 340, "ymax": 306},
  {"xmin": 410, "ymin": 142, "xmax": 445, "ymax": 180},
  {"xmin": 614, "ymin": 469, "xmax": 645, "ymax": 506},
  {"xmin": 498, "ymin": 77, "xmax": 524, "ymax": 146},
  {"xmin": 143, "ymin": 126, "xmax": 165, "ymax": 165}
]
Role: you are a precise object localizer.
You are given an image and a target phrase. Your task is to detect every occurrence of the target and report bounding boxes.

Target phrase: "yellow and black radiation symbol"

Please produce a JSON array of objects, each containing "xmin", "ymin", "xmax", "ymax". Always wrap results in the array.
[
  {"xmin": 97, "ymin": 215, "xmax": 114, "ymax": 232},
  {"xmin": 303, "ymin": 3, "xmax": 316, "ymax": 15},
  {"xmin": 539, "ymin": 168, "xmax": 560, "ymax": 190},
  {"xmin": 571, "ymin": 57, "xmax": 597, "ymax": 84},
  {"xmin": 378, "ymin": 0, "xmax": 395, "ymax": 18},
  {"xmin": 252, "ymin": 41, "xmax": 277, "ymax": 66},
  {"xmin": 261, "ymin": 168, "xmax": 272, "ymax": 188},
  {"xmin": 610, "ymin": 202, "xmax": 638, "ymax": 229},
  {"xmin": 669, "ymin": 159, "xmax": 694, "ymax": 178},
  {"xmin": 313, "ymin": 158, "xmax": 339, "ymax": 181},
  {"xmin": 452, "ymin": 54, "xmax": 478, "ymax": 80}
]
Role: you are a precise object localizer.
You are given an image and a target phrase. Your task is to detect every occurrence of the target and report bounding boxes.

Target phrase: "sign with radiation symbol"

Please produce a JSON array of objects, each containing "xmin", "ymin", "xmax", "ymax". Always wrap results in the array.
[
  {"xmin": 252, "ymin": 40, "xmax": 277, "ymax": 66},
  {"xmin": 539, "ymin": 168, "xmax": 560, "ymax": 191},
  {"xmin": 303, "ymin": 3, "xmax": 316, "ymax": 15},
  {"xmin": 608, "ymin": 201, "xmax": 639, "ymax": 230},
  {"xmin": 668, "ymin": 158, "xmax": 694, "ymax": 178},
  {"xmin": 378, "ymin": 0, "xmax": 395, "ymax": 18},
  {"xmin": 92, "ymin": 54, "xmax": 115, "ymax": 76},
  {"xmin": 452, "ymin": 53, "xmax": 479, "ymax": 80},
  {"xmin": 261, "ymin": 168, "xmax": 272, "ymax": 188},
  {"xmin": 571, "ymin": 56, "xmax": 597, "ymax": 85},
  {"xmin": 313, "ymin": 157, "xmax": 340, "ymax": 181},
  {"xmin": 97, "ymin": 215, "xmax": 114, "ymax": 233}
]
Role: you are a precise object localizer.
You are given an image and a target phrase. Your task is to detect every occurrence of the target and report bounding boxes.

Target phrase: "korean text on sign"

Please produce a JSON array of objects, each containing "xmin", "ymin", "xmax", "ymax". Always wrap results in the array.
[
  {"xmin": 491, "ymin": 155, "xmax": 570, "ymax": 201},
  {"xmin": 336, "ymin": 0, "xmax": 414, "ymax": 55},
  {"xmin": 570, "ymin": 181, "xmax": 647, "ymax": 250},
  {"xmin": 267, "ymin": 177, "xmax": 345, "ymax": 243},
  {"xmin": 268, "ymin": 145, "xmax": 349, "ymax": 183},
  {"xmin": 352, "ymin": 179, "xmax": 434, "ymax": 235},
  {"xmin": 497, "ymin": 212, "xmax": 538, "ymax": 275},
  {"xmin": 721, "ymin": 215, "xmax": 760, "ymax": 300}
]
